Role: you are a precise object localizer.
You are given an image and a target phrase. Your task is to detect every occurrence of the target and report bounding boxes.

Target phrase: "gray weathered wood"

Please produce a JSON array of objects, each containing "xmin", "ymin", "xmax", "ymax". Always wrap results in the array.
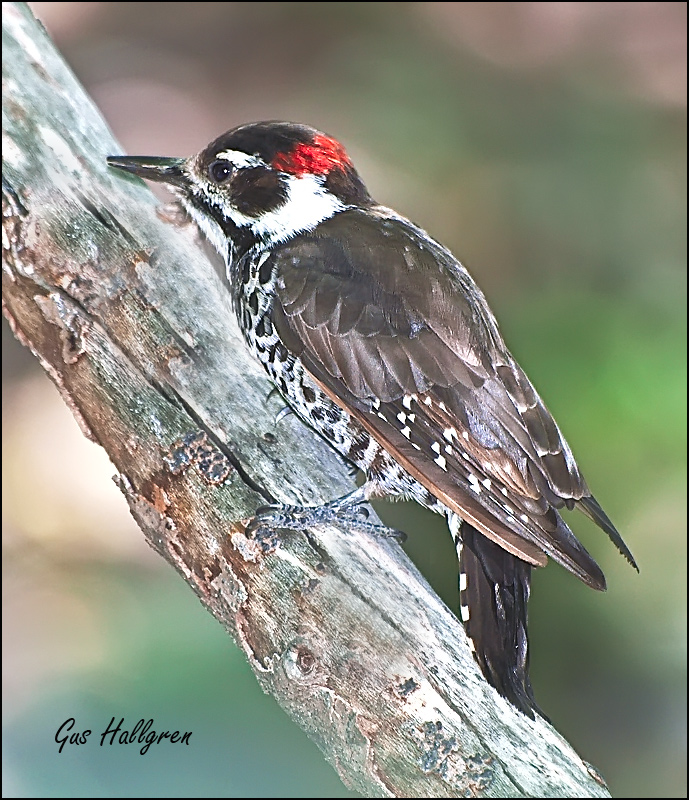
[{"xmin": 2, "ymin": 3, "xmax": 611, "ymax": 796}]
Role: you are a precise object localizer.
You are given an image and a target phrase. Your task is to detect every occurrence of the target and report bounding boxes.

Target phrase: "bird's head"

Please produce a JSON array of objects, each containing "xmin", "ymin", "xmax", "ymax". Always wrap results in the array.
[{"xmin": 107, "ymin": 121, "xmax": 371, "ymax": 261}]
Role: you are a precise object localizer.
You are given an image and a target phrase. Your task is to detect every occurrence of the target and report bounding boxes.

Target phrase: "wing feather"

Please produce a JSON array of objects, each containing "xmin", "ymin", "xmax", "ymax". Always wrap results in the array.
[{"xmin": 267, "ymin": 207, "xmax": 636, "ymax": 584}]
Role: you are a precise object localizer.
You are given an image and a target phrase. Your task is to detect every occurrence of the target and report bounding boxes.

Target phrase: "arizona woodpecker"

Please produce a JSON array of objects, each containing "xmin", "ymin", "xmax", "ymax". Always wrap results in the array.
[{"xmin": 108, "ymin": 121, "xmax": 637, "ymax": 717}]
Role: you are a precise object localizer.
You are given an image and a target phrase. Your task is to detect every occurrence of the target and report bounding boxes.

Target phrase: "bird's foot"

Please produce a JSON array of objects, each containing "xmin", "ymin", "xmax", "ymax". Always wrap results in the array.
[{"xmin": 244, "ymin": 488, "xmax": 406, "ymax": 552}]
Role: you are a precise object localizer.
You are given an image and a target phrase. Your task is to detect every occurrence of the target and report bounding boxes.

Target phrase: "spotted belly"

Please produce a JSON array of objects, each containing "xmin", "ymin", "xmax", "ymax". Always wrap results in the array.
[
  {"xmin": 234, "ymin": 251, "xmax": 443, "ymax": 512},
  {"xmin": 241, "ymin": 309, "xmax": 441, "ymax": 517}
]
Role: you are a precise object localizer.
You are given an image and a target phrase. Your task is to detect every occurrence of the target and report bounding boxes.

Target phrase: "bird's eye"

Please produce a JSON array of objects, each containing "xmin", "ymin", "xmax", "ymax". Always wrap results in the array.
[{"xmin": 208, "ymin": 160, "xmax": 233, "ymax": 183}]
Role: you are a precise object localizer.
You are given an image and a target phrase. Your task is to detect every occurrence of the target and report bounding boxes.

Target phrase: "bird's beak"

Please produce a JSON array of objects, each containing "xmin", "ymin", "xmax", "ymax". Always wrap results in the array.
[{"xmin": 106, "ymin": 155, "xmax": 188, "ymax": 188}]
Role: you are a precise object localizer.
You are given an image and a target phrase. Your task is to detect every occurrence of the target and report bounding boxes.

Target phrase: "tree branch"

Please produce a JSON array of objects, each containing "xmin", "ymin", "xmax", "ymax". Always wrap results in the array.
[{"xmin": 2, "ymin": 3, "xmax": 610, "ymax": 796}]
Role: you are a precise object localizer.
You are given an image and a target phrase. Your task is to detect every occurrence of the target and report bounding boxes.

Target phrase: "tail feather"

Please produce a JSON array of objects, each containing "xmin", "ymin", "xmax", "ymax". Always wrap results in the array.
[
  {"xmin": 578, "ymin": 495, "xmax": 639, "ymax": 571},
  {"xmin": 451, "ymin": 515, "xmax": 545, "ymax": 719}
]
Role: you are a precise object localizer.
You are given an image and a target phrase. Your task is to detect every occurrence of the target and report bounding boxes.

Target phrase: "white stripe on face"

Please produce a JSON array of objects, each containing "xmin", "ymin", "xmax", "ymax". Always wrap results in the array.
[
  {"xmin": 226, "ymin": 172, "xmax": 345, "ymax": 245},
  {"xmin": 214, "ymin": 149, "xmax": 265, "ymax": 169}
]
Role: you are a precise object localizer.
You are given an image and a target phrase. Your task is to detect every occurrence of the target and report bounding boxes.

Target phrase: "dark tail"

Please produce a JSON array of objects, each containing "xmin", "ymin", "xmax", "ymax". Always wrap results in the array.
[{"xmin": 456, "ymin": 523, "xmax": 545, "ymax": 719}]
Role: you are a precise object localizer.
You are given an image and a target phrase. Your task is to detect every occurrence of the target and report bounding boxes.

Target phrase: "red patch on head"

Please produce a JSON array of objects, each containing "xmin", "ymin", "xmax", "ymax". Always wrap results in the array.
[{"xmin": 271, "ymin": 134, "xmax": 351, "ymax": 176}]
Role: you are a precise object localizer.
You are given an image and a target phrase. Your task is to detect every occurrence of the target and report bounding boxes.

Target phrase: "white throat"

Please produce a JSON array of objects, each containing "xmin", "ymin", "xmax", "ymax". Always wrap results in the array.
[{"xmin": 180, "ymin": 197, "xmax": 233, "ymax": 265}]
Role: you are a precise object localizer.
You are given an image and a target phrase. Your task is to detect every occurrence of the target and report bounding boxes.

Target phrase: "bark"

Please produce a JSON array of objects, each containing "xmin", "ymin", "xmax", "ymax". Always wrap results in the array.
[{"xmin": 2, "ymin": 3, "xmax": 610, "ymax": 797}]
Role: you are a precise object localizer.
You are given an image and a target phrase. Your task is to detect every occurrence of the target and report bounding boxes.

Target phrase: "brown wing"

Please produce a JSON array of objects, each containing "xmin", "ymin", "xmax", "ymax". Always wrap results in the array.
[{"xmin": 269, "ymin": 208, "xmax": 636, "ymax": 585}]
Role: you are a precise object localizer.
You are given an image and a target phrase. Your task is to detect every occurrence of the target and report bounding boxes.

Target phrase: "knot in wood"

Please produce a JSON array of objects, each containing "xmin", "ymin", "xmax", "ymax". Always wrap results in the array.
[
  {"xmin": 282, "ymin": 640, "xmax": 322, "ymax": 684},
  {"xmin": 296, "ymin": 647, "xmax": 315, "ymax": 675}
]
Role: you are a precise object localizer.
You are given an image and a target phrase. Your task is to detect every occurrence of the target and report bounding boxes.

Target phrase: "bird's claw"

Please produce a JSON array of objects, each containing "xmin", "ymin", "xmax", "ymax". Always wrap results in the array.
[{"xmin": 244, "ymin": 500, "xmax": 406, "ymax": 547}]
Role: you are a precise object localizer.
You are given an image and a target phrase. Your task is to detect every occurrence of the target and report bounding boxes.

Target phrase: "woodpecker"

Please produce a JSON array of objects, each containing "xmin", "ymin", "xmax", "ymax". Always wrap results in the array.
[{"xmin": 108, "ymin": 121, "xmax": 637, "ymax": 717}]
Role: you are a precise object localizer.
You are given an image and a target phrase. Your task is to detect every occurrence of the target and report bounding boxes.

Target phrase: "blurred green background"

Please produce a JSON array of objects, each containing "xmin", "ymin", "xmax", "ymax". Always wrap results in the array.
[{"xmin": 2, "ymin": 2, "xmax": 686, "ymax": 797}]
